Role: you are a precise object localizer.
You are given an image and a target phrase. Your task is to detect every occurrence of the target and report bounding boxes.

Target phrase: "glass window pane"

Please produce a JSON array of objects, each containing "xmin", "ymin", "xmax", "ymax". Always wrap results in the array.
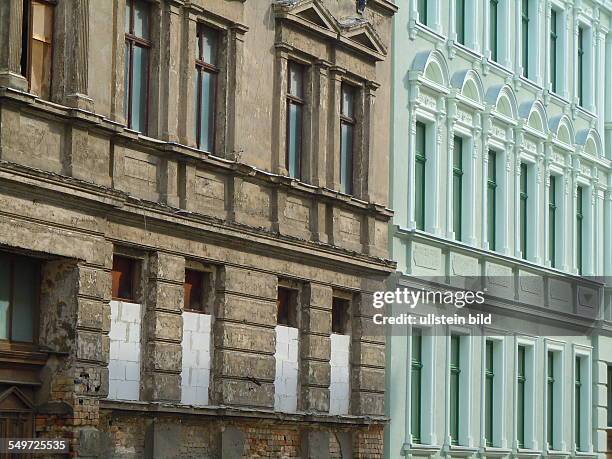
[
  {"xmin": 456, "ymin": 0, "xmax": 465, "ymax": 45},
  {"xmin": 130, "ymin": 45, "xmax": 148, "ymax": 133},
  {"xmin": 11, "ymin": 258, "xmax": 37, "ymax": 343},
  {"xmin": 125, "ymin": 0, "xmax": 131, "ymax": 33},
  {"xmin": 200, "ymin": 27, "xmax": 218, "ymax": 65},
  {"xmin": 288, "ymin": 63, "xmax": 303, "ymax": 98},
  {"xmin": 340, "ymin": 123, "xmax": 354, "ymax": 194},
  {"xmin": 124, "ymin": 43, "xmax": 130, "ymax": 122},
  {"xmin": 199, "ymin": 71, "xmax": 216, "ymax": 152},
  {"xmin": 341, "ymin": 85, "xmax": 355, "ymax": 118},
  {"xmin": 0, "ymin": 255, "xmax": 9, "ymax": 340},
  {"xmin": 287, "ymin": 103, "xmax": 302, "ymax": 178},
  {"xmin": 133, "ymin": 0, "xmax": 149, "ymax": 38}
]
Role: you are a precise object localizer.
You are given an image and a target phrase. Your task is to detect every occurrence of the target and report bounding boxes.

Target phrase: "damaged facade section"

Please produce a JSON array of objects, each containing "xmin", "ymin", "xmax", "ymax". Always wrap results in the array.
[{"xmin": 0, "ymin": 0, "xmax": 396, "ymax": 457}]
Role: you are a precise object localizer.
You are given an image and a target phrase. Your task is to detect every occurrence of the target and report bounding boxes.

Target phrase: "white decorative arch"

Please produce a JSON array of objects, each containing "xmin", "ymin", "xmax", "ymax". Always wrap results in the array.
[
  {"xmin": 549, "ymin": 114, "xmax": 575, "ymax": 146},
  {"xmin": 412, "ymin": 49, "xmax": 450, "ymax": 87},
  {"xmin": 485, "ymin": 84, "xmax": 518, "ymax": 120},
  {"xmin": 576, "ymin": 128, "xmax": 604, "ymax": 158},
  {"xmin": 451, "ymin": 69, "xmax": 484, "ymax": 104},
  {"xmin": 519, "ymin": 99, "xmax": 549, "ymax": 135}
]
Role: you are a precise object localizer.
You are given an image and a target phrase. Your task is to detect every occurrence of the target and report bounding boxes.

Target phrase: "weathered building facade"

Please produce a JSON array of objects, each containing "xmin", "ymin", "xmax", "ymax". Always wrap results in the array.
[{"xmin": 0, "ymin": 0, "xmax": 396, "ymax": 457}]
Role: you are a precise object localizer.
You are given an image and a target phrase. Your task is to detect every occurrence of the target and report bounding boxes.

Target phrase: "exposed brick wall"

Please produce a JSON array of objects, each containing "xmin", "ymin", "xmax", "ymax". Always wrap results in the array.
[
  {"xmin": 242, "ymin": 425, "xmax": 300, "ymax": 458},
  {"xmin": 353, "ymin": 425, "xmax": 384, "ymax": 459}
]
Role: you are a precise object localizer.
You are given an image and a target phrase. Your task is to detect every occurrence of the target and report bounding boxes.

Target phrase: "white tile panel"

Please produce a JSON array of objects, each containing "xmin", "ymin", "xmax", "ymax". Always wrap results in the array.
[
  {"xmin": 108, "ymin": 300, "xmax": 142, "ymax": 401},
  {"xmin": 329, "ymin": 333, "xmax": 350, "ymax": 415},
  {"xmin": 274, "ymin": 325, "xmax": 299, "ymax": 413},
  {"xmin": 181, "ymin": 311, "xmax": 211, "ymax": 406}
]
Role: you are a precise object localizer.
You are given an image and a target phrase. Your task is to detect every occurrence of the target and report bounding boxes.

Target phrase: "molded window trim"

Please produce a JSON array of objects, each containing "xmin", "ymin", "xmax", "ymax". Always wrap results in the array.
[
  {"xmin": 545, "ymin": 340, "xmax": 566, "ymax": 452},
  {"xmin": 516, "ymin": 337, "xmax": 537, "ymax": 450},
  {"xmin": 409, "ymin": 324, "xmax": 436, "ymax": 445},
  {"xmin": 194, "ymin": 25, "xmax": 220, "ymax": 153},
  {"xmin": 572, "ymin": 346, "xmax": 591, "ymax": 453}
]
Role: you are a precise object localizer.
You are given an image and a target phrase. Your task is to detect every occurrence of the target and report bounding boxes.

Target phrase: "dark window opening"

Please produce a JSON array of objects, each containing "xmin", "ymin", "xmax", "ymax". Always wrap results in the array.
[
  {"xmin": 332, "ymin": 297, "xmax": 350, "ymax": 334},
  {"xmin": 0, "ymin": 252, "xmax": 39, "ymax": 344},
  {"xmin": 277, "ymin": 286, "xmax": 298, "ymax": 328},
  {"xmin": 184, "ymin": 269, "xmax": 212, "ymax": 314},
  {"xmin": 111, "ymin": 256, "xmax": 137, "ymax": 302}
]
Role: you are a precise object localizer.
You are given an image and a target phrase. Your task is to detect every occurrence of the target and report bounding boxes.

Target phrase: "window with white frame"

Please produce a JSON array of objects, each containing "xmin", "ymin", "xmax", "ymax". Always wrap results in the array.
[
  {"xmin": 607, "ymin": 365, "xmax": 612, "ymax": 427},
  {"xmin": 519, "ymin": 162, "xmax": 529, "ymax": 260},
  {"xmin": 516, "ymin": 340, "xmax": 535, "ymax": 449},
  {"xmin": 549, "ymin": 8, "xmax": 559, "ymax": 93},
  {"xmin": 487, "ymin": 150, "xmax": 498, "ymax": 251},
  {"xmin": 576, "ymin": 23, "xmax": 593, "ymax": 108},
  {"xmin": 455, "ymin": 0, "xmax": 466, "ymax": 45},
  {"xmin": 449, "ymin": 333, "xmax": 470, "ymax": 446},
  {"xmin": 520, "ymin": 0, "xmax": 539, "ymax": 81},
  {"xmin": 452, "ymin": 136, "xmax": 464, "ymax": 241},
  {"xmin": 414, "ymin": 120, "xmax": 433, "ymax": 231},
  {"xmin": 548, "ymin": 175, "xmax": 558, "ymax": 268},
  {"xmin": 489, "ymin": 0, "xmax": 499, "ymax": 61},
  {"xmin": 573, "ymin": 353, "xmax": 590, "ymax": 452},
  {"xmin": 410, "ymin": 325, "xmax": 435, "ymax": 445},
  {"xmin": 576, "ymin": 186, "xmax": 585, "ymax": 275},
  {"xmin": 546, "ymin": 346, "xmax": 564, "ymax": 451},
  {"xmin": 484, "ymin": 338, "xmax": 505, "ymax": 447}
]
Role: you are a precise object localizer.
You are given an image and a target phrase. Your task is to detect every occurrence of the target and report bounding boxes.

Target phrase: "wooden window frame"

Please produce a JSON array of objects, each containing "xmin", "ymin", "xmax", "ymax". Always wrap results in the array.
[
  {"xmin": 195, "ymin": 24, "xmax": 220, "ymax": 153},
  {"xmin": 286, "ymin": 61, "xmax": 306, "ymax": 180},
  {"xmin": 111, "ymin": 255, "xmax": 139, "ymax": 303},
  {"xmin": 331, "ymin": 294, "xmax": 351, "ymax": 335},
  {"xmin": 124, "ymin": 0, "xmax": 151, "ymax": 133},
  {"xmin": 0, "ymin": 254, "xmax": 40, "ymax": 347},
  {"xmin": 21, "ymin": 0, "xmax": 56, "ymax": 99},
  {"xmin": 340, "ymin": 83, "xmax": 356, "ymax": 195},
  {"xmin": 276, "ymin": 285, "xmax": 299, "ymax": 328}
]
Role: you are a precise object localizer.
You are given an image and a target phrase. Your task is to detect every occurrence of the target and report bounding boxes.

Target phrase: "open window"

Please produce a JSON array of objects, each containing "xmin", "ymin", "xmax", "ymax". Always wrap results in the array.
[{"xmin": 21, "ymin": 0, "xmax": 55, "ymax": 100}]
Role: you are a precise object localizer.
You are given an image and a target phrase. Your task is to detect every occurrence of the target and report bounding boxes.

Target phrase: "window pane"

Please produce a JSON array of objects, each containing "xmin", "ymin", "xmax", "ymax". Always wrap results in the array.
[
  {"xmin": 287, "ymin": 103, "xmax": 302, "ymax": 178},
  {"xmin": 124, "ymin": 43, "xmax": 130, "ymax": 121},
  {"xmin": 200, "ymin": 27, "xmax": 218, "ymax": 65},
  {"xmin": 456, "ymin": 0, "xmax": 465, "ymax": 45},
  {"xmin": 415, "ymin": 122, "xmax": 426, "ymax": 230},
  {"xmin": 453, "ymin": 137, "xmax": 463, "ymax": 241},
  {"xmin": 198, "ymin": 71, "xmax": 216, "ymax": 152},
  {"xmin": 133, "ymin": 0, "xmax": 149, "ymax": 38},
  {"xmin": 0, "ymin": 255, "xmax": 9, "ymax": 340},
  {"xmin": 520, "ymin": 164, "xmax": 528, "ymax": 259},
  {"xmin": 517, "ymin": 346, "xmax": 526, "ymax": 447},
  {"xmin": 340, "ymin": 123, "xmax": 353, "ymax": 194},
  {"xmin": 450, "ymin": 335, "xmax": 460, "ymax": 444},
  {"xmin": 125, "ymin": 0, "xmax": 131, "ymax": 33},
  {"xmin": 341, "ymin": 85, "xmax": 355, "ymax": 118},
  {"xmin": 11, "ymin": 257, "xmax": 37, "ymax": 343},
  {"xmin": 489, "ymin": 0, "xmax": 498, "ymax": 61},
  {"xmin": 549, "ymin": 176, "xmax": 556, "ymax": 267},
  {"xmin": 411, "ymin": 330, "xmax": 422, "ymax": 442},
  {"xmin": 485, "ymin": 341, "xmax": 494, "ymax": 446},
  {"xmin": 417, "ymin": 0, "xmax": 427, "ymax": 25},
  {"xmin": 130, "ymin": 45, "xmax": 148, "ymax": 133},
  {"xmin": 288, "ymin": 63, "xmax": 303, "ymax": 98}
]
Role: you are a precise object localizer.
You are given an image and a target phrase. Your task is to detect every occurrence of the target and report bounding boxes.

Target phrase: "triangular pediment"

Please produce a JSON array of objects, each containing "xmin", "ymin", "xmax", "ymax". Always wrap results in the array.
[
  {"xmin": 0, "ymin": 386, "xmax": 34, "ymax": 411},
  {"xmin": 340, "ymin": 21, "xmax": 387, "ymax": 60},
  {"xmin": 274, "ymin": 0, "xmax": 339, "ymax": 36}
]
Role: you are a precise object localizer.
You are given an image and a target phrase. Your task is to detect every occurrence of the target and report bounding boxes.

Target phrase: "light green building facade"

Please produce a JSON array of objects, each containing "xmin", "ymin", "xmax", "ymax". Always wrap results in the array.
[{"xmin": 387, "ymin": 1, "xmax": 612, "ymax": 458}]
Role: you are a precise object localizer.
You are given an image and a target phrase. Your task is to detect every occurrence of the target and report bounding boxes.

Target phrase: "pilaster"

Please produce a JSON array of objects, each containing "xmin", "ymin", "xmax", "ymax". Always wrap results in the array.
[{"xmin": 0, "ymin": 0, "xmax": 28, "ymax": 90}]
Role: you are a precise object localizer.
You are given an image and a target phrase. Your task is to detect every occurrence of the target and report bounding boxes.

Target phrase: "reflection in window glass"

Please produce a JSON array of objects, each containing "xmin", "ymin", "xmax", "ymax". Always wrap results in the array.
[
  {"xmin": 286, "ymin": 63, "xmax": 305, "ymax": 179},
  {"xmin": 340, "ymin": 84, "xmax": 356, "ymax": 195},
  {"xmin": 195, "ymin": 26, "xmax": 219, "ymax": 153}
]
